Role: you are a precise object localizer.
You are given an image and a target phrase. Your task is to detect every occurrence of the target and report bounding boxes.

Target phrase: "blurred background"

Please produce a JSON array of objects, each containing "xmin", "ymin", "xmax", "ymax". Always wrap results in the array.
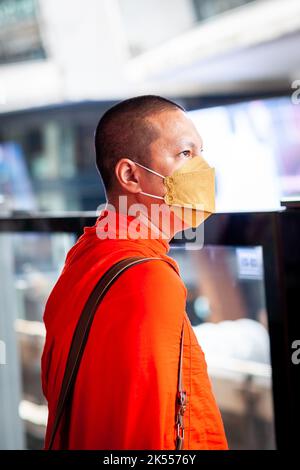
[{"xmin": 0, "ymin": 0, "xmax": 300, "ymax": 451}]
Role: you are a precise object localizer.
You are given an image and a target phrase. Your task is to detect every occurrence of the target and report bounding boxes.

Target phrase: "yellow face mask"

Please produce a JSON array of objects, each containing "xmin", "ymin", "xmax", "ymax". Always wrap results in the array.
[{"xmin": 134, "ymin": 155, "xmax": 215, "ymax": 229}]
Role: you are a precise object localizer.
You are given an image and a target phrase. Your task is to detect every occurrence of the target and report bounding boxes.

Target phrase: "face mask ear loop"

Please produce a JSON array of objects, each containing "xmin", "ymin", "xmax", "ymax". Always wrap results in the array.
[
  {"xmin": 132, "ymin": 160, "xmax": 165, "ymax": 179},
  {"xmin": 140, "ymin": 191, "xmax": 164, "ymax": 200}
]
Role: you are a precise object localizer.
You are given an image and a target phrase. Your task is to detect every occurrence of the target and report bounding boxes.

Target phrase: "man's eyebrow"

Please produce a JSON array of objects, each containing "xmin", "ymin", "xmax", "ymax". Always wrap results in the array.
[{"xmin": 177, "ymin": 140, "xmax": 203, "ymax": 150}]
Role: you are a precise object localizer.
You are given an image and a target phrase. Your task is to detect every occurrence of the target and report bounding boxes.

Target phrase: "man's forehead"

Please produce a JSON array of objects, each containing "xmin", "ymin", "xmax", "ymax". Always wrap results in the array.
[{"xmin": 148, "ymin": 109, "xmax": 203, "ymax": 147}]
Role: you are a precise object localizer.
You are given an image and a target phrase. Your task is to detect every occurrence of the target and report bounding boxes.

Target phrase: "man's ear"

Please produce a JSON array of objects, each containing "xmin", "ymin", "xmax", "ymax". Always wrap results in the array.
[{"xmin": 115, "ymin": 158, "xmax": 141, "ymax": 194}]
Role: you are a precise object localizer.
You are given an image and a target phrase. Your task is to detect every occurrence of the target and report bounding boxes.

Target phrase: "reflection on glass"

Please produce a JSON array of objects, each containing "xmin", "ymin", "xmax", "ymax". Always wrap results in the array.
[{"xmin": 170, "ymin": 244, "xmax": 276, "ymax": 450}]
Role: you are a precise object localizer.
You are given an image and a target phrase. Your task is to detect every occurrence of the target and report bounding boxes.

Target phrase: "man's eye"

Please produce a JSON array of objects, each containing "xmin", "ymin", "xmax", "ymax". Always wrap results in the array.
[{"xmin": 180, "ymin": 150, "xmax": 191, "ymax": 158}]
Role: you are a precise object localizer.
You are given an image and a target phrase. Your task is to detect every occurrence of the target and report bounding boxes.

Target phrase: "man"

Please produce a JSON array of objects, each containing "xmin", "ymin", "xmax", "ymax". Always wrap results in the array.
[{"xmin": 41, "ymin": 95, "xmax": 228, "ymax": 450}]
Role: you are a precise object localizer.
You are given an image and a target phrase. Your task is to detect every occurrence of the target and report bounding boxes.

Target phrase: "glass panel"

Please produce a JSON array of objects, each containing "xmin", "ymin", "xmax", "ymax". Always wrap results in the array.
[
  {"xmin": 0, "ymin": 232, "xmax": 75, "ymax": 449},
  {"xmin": 0, "ymin": 231, "xmax": 276, "ymax": 449},
  {"xmin": 169, "ymin": 244, "xmax": 276, "ymax": 449}
]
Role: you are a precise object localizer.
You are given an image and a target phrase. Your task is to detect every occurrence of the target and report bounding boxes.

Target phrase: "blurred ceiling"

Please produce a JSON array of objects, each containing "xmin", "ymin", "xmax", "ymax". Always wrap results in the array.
[
  {"xmin": 0, "ymin": 0, "xmax": 299, "ymax": 111},
  {"xmin": 125, "ymin": 0, "xmax": 300, "ymax": 94}
]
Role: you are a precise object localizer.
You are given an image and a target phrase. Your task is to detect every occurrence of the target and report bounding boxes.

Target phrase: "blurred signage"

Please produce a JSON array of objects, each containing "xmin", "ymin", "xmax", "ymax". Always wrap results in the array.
[
  {"xmin": 236, "ymin": 247, "xmax": 263, "ymax": 280},
  {"xmin": 0, "ymin": 0, "xmax": 46, "ymax": 64}
]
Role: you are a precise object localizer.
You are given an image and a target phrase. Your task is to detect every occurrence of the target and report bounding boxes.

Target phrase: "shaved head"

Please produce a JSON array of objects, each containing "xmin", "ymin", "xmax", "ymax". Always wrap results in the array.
[{"xmin": 94, "ymin": 95, "xmax": 185, "ymax": 194}]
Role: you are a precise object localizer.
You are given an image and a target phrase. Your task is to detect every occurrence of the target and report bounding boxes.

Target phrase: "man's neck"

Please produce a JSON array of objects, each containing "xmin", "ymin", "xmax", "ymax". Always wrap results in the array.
[{"xmin": 105, "ymin": 196, "xmax": 173, "ymax": 241}]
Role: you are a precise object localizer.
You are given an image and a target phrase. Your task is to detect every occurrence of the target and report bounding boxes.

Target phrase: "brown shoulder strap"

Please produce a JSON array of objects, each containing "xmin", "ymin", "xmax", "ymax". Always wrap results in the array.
[
  {"xmin": 175, "ymin": 324, "xmax": 187, "ymax": 450},
  {"xmin": 47, "ymin": 255, "xmax": 184, "ymax": 450}
]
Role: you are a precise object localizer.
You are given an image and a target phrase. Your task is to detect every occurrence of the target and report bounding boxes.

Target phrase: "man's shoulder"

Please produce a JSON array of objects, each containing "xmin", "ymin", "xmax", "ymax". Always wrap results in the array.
[
  {"xmin": 124, "ymin": 257, "xmax": 185, "ymax": 290},
  {"xmin": 103, "ymin": 257, "xmax": 186, "ymax": 329},
  {"xmin": 104, "ymin": 256, "xmax": 187, "ymax": 303}
]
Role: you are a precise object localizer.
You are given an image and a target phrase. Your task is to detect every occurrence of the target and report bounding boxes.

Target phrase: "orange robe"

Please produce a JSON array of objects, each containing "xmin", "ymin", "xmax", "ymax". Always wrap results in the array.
[{"xmin": 41, "ymin": 209, "xmax": 228, "ymax": 450}]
